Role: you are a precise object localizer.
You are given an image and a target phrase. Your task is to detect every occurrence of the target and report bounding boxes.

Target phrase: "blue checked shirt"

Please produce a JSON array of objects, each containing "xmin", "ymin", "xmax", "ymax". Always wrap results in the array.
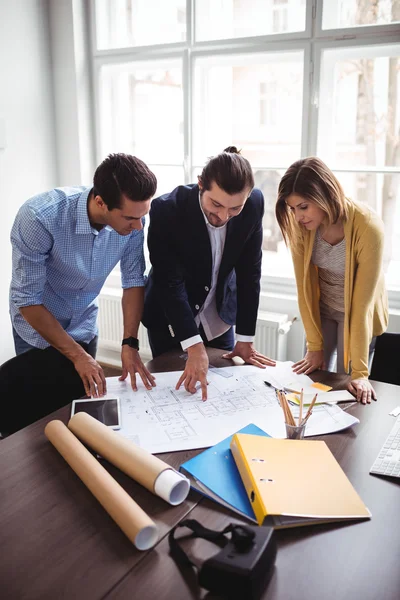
[{"xmin": 10, "ymin": 186, "xmax": 146, "ymax": 349}]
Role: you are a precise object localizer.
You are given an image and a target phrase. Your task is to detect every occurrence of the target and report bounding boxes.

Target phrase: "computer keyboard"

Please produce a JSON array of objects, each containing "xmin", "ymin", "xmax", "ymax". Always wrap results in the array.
[{"xmin": 370, "ymin": 415, "xmax": 400, "ymax": 478}]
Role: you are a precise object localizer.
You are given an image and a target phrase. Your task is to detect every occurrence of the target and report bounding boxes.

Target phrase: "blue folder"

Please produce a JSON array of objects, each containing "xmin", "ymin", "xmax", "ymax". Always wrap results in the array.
[{"xmin": 179, "ymin": 423, "xmax": 270, "ymax": 522}]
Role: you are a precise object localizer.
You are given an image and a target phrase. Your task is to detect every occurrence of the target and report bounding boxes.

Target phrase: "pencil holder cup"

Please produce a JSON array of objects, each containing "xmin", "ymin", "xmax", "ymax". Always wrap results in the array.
[{"xmin": 285, "ymin": 422, "xmax": 306, "ymax": 440}]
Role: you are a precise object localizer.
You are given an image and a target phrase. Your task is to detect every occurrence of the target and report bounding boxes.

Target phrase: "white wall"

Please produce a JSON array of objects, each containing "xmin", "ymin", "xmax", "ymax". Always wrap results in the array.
[
  {"xmin": 0, "ymin": 0, "xmax": 58, "ymax": 363},
  {"xmin": 49, "ymin": 0, "xmax": 95, "ymax": 186}
]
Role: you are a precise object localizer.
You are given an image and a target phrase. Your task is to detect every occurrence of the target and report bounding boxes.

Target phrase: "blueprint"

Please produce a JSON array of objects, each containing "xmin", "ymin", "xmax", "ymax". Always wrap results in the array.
[
  {"xmin": 104, "ymin": 363, "xmax": 359, "ymax": 453},
  {"xmin": 106, "ymin": 365, "xmax": 278, "ymax": 453}
]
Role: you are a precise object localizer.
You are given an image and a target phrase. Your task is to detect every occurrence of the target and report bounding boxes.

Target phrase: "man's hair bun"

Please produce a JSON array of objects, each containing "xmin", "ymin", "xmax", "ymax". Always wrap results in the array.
[{"xmin": 223, "ymin": 145, "xmax": 241, "ymax": 154}]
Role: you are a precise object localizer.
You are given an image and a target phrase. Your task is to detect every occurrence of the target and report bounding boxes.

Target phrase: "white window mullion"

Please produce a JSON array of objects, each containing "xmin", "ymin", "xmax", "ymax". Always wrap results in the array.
[
  {"xmin": 301, "ymin": 43, "xmax": 314, "ymax": 157},
  {"xmin": 316, "ymin": 0, "xmax": 400, "ymax": 38},
  {"xmin": 183, "ymin": 48, "xmax": 192, "ymax": 184}
]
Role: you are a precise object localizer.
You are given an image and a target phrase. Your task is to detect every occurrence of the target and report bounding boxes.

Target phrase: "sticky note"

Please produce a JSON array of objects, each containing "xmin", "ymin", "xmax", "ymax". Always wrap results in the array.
[{"xmin": 311, "ymin": 382, "xmax": 332, "ymax": 392}]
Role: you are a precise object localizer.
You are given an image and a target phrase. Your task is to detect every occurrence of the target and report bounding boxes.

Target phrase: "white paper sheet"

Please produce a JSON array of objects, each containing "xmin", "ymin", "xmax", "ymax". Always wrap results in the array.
[
  {"xmin": 288, "ymin": 389, "xmax": 356, "ymax": 405},
  {"xmin": 102, "ymin": 363, "xmax": 359, "ymax": 453},
  {"xmin": 263, "ymin": 361, "xmax": 314, "ymax": 390}
]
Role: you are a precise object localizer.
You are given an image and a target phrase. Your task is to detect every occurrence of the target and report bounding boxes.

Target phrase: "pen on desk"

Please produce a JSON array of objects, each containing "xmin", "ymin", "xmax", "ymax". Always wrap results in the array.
[
  {"xmin": 264, "ymin": 380, "xmax": 279, "ymax": 390},
  {"xmin": 266, "ymin": 380, "xmax": 299, "ymax": 395}
]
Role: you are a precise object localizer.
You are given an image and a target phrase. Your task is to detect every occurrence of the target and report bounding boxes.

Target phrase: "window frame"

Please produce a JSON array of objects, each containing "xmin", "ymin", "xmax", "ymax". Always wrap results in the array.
[
  {"xmin": 314, "ymin": 0, "xmax": 400, "ymax": 38},
  {"xmin": 94, "ymin": 53, "xmax": 185, "ymax": 166},
  {"xmin": 89, "ymin": 0, "xmax": 400, "ymax": 300},
  {"xmin": 310, "ymin": 33, "xmax": 400, "ymax": 162}
]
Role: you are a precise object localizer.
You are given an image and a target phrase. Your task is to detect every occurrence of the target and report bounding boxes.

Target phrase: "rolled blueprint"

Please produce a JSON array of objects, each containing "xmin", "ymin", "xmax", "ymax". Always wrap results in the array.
[
  {"xmin": 45, "ymin": 420, "xmax": 158, "ymax": 551},
  {"xmin": 68, "ymin": 412, "xmax": 190, "ymax": 505}
]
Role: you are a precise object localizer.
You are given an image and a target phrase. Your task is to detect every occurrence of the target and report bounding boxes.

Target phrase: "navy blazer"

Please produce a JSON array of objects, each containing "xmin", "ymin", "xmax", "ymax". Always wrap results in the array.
[{"xmin": 142, "ymin": 184, "xmax": 264, "ymax": 343}]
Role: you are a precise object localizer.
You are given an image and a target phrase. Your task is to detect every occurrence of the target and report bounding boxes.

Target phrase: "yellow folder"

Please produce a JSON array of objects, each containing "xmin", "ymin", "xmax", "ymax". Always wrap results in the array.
[{"xmin": 230, "ymin": 434, "xmax": 371, "ymax": 528}]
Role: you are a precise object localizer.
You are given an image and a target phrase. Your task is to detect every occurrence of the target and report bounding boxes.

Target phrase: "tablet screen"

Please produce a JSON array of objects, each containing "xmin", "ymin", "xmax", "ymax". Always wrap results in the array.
[{"xmin": 71, "ymin": 398, "xmax": 120, "ymax": 429}]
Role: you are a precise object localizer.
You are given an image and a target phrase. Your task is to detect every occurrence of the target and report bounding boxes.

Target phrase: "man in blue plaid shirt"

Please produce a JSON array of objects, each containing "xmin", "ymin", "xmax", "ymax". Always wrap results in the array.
[{"xmin": 8, "ymin": 153, "xmax": 157, "ymax": 400}]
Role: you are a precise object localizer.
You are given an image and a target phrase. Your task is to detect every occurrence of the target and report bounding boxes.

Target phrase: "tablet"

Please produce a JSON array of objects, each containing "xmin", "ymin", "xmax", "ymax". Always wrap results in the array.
[{"xmin": 70, "ymin": 397, "xmax": 121, "ymax": 430}]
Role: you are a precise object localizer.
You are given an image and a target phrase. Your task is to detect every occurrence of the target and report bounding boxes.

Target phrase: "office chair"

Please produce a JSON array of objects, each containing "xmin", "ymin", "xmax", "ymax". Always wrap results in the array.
[
  {"xmin": 369, "ymin": 332, "xmax": 400, "ymax": 386},
  {"xmin": 0, "ymin": 345, "xmax": 86, "ymax": 435}
]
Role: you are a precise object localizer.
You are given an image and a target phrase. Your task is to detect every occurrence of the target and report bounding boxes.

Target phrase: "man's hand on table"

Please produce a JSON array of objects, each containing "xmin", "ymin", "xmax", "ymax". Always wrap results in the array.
[
  {"xmin": 176, "ymin": 342, "xmax": 209, "ymax": 401},
  {"xmin": 222, "ymin": 341, "xmax": 276, "ymax": 368},
  {"xmin": 120, "ymin": 345, "xmax": 156, "ymax": 391},
  {"xmin": 73, "ymin": 352, "xmax": 107, "ymax": 397}
]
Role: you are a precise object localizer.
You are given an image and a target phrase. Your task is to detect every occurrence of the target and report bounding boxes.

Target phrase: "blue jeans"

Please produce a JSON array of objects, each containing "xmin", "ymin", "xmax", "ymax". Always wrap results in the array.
[
  {"xmin": 12, "ymin": 328, "xmax": 36, "ymax": 355},
  {"xmin": 12, "ymin": 328, "xmax": 98, "ymax": 359}
]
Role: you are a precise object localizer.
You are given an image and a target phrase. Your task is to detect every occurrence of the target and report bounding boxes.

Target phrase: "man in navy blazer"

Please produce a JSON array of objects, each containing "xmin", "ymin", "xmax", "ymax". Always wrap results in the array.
[{"xmin": 142, "ymin": 147, "xmax": 276, "ymax": 399}]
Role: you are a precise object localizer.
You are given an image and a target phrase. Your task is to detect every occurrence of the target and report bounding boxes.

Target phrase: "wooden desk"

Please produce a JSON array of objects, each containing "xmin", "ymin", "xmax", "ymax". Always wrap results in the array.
[{"xmin": 0, "ymin": 349, "xmax": 399, "ymax": 600}]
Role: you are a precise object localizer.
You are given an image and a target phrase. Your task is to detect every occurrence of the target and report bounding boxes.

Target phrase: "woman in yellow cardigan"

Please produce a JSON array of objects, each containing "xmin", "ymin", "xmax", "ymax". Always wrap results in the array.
[{"xmin": 276, "ymin": 157, "xmax": 388, "ymax": 405}]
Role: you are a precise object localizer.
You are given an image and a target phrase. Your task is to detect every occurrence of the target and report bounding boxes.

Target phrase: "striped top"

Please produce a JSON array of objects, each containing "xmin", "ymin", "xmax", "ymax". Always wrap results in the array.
[{"xmin": 311, "ymin": 227, "xmax": 346, "ymax": 313}]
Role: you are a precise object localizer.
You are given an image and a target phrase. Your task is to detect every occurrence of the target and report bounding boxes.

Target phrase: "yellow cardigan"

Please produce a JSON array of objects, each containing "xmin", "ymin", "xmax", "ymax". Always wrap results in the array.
[{"xmin": 291, "ymin": 200, "xmax": 388, "ymax": 380}]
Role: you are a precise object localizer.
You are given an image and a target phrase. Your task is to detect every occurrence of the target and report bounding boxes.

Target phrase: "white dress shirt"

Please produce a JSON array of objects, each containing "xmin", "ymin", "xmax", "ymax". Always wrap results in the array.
[{"xmin": 180, "ymin": 195, "xmax": 254, "ymax": 350}]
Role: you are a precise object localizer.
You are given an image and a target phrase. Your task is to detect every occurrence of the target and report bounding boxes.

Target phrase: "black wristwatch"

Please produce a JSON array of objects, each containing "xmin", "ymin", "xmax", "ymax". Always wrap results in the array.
[{"xmin": 121, "ymin": 336, "xmax": 140, "ymax": 350}]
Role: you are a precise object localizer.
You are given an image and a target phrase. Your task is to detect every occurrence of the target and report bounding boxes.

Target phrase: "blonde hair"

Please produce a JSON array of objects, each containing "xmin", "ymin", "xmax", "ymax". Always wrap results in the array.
[{"xmin": 275, "ymin": 157, "xmax": 349, "ymax": 246}]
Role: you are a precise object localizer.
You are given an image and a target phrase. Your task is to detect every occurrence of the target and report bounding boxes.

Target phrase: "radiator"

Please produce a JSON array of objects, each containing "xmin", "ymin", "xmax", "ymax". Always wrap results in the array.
[
  {"xmin": 97, "ymin": 293, "xmax": 291, "ymax": 365},
  {"xmin": 97, "ymin": 292, "xmax": 152, "ymax": 364},
  {"xmin": 254, "ymin": 310, "xmax": 291, "ymax": 362}
]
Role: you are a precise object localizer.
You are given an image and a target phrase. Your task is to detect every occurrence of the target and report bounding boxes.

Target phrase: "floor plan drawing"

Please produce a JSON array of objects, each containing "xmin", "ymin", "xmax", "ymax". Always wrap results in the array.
[
  {"xmin": 104, "ymin": 365, "xmax": 279, "ymax": 452},
  {"xmin": 104, "ymin": 364, "xmax": 359, "ymax": 453}
]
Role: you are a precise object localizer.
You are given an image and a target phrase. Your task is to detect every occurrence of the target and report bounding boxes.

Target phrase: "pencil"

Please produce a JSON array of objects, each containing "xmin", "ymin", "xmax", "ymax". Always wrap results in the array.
[
  {"xmin": 284, "ymin": 396, "xmax": 295, "ymax": 426},
  {"xmin": 302, "ymin": 393, "xmax": 318, "ymax": 423},
  {"xmin": 301, "ymin": 393, "xmax": 318, "ymax": 426},
  {"xmin": 299, "ymin": 388, "xmax": 304, "ymax": 427},
  {"xmin": 277, "ymin": 390, "xmax": 287, "ymax": 421},
  {"xmin": 280, "ymin": 391, "xmax": 296, "ymax": 426},
  {"xmin": 278, "ymin": 390, "xmax": 289, "ymax": 423},
  {"xmin": 302, "ymin": 411, "xmax": 314, "ymax": 426}
]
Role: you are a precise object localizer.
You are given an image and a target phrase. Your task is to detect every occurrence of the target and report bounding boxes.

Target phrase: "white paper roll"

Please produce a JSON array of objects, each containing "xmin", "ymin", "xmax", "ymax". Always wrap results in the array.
[{"xmin": 153, "ymin": 468, "xmax": 190, "ymax": 505}]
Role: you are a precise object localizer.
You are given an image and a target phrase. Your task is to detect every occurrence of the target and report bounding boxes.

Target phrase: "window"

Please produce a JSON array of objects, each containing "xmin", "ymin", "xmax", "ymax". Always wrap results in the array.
[
  {"xmin": 91, "ymin": 0, "xmax": 400, "ymax": 290},
  {"xmin": 195, "ymin": 0, "xmax": 306, "ymax": 41},
  {"xmin": 192, "ymin": 51, "xmax": 304, "ymax": 167},
  {"xmin": 95, "ymin": 0, "xmax": 186, "ymax": 49},
  {"xmin": 98, "ymin": 60, "xmax": 183, "ymax": 162},
  {"xmin": 322, "ymin": 0, "xmax": 400, "ymax": 30},
  {"xmin": 273, "ymin": 0, "xmax": 290, "ymax": 33},
  {"xmin": 317, "ymin": 43, "xmax": 400, "ymax": 286}
]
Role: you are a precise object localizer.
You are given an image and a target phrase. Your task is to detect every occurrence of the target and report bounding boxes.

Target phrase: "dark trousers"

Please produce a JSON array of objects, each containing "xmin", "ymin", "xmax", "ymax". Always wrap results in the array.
[
  {"xmin": 0, "ymin": 336, "xmax": 97, "ymax": 435},
  {"xmin": 147, "ymin": 323, "xmax": 235, "ymax": 358}
]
